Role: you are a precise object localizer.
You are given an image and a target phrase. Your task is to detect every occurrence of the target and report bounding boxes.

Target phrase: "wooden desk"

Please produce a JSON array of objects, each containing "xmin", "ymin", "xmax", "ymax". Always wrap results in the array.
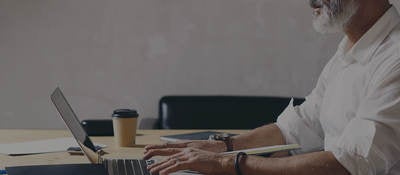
[{"xmin": 0, "ymin": 129, "xmax": 247, "ymax": 169}]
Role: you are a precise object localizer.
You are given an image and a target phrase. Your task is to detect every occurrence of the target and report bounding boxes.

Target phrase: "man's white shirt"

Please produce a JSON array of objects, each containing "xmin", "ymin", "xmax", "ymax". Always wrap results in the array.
[{"xmin": 276, "ymin": 6, "xmax": 400, "ymax": 175}]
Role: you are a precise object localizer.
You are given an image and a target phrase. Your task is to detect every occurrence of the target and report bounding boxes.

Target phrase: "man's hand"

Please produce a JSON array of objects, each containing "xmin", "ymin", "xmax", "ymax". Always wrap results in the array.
[
  {"xmin": 143, "ymin": 140, "xmax": 227, "ymax": 158},
  {"xmin": 145, "ymin": 147, "xmax": 234, "ymax": 175}
]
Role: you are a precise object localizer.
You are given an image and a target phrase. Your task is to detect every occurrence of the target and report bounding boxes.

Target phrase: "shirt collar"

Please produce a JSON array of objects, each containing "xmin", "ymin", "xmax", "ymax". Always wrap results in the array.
[{"xmin": 338, "ymin": 6, "xmax": 400, "ymax": 65}]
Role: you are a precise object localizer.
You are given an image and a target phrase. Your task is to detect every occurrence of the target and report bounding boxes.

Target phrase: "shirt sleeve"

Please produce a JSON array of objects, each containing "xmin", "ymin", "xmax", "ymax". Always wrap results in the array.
[
  {"xmin": 276, "ymin": 57, "xmax": 336, "ymax": 155},
  {"xmin": 327, "ymin": 60, "xmax": 400, "ymax": 175}
]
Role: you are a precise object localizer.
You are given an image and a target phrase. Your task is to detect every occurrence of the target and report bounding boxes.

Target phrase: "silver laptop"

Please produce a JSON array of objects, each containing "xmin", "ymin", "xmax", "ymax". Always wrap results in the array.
[{"xmin": 51, "ymin": 87, "xmax": 154, "ymax": 175}]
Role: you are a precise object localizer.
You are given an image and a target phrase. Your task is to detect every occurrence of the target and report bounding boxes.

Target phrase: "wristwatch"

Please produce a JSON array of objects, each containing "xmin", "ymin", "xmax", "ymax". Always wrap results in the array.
[{"xmin": 209, "ymin": 133, "xmax": 234, "ymax": 152}]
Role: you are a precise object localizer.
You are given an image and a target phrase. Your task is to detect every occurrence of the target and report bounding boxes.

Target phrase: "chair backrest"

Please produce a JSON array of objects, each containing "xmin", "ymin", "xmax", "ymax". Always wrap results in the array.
[{"xmin": 157, "ymin": 96, "xmax": 305, "ymax": 129}]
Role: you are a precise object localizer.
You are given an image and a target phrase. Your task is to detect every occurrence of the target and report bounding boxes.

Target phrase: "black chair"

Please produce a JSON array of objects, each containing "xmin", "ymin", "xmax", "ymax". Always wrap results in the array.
[
  {"xmin": 157, "ymin": 96, "xmax": 304, "ymax": 129},
  {"xmin": 81, "ymin": 96, "xmax": 305, "ymax": 135},
  {"xmin": 80, "ymin": 118, "xmax": 158, "ymax": 136},
  {"xmin": 81, "ymin": 119, "xmax": 114, "ymax": 136}
]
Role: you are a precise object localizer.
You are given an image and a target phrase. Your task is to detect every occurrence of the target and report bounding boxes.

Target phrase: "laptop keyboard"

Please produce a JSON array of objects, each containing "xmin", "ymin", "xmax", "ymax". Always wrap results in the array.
[{"xmin": 104, "ymin": 159, "xmax": 155, "ymax": 175}]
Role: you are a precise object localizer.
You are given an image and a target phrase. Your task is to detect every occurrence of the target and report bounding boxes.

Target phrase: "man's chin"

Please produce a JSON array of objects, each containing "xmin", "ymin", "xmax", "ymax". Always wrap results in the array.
[
  {"xmin": 313, "ymin": 23, "xmax": 342, "ymax": 34},
  {"xmin": 312, "ymin": 15, "xmax": 343, "ymax": 34}
]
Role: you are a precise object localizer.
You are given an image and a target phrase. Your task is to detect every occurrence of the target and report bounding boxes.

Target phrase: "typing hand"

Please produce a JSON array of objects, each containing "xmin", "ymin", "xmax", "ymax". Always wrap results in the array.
[
  {"xmin": 145, "ymin": 147, "xmax": 234, "ymax": 175},
  {"xmin": 143, "ymin": 140, "xmax": 226, "ymax": 157}
]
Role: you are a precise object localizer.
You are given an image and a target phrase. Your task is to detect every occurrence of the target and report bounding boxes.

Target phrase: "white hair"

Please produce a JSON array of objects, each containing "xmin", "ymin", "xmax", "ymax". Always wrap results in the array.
[{"xmin": 312, "ymin": 0, "xmax": 359, "ymax": 34}]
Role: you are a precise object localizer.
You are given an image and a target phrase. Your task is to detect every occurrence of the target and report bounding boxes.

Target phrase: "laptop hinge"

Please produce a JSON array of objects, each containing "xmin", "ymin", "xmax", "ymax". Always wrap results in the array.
[{"xmin": 97, "ymin": 150, "xmax": 105, "ymax": 164}]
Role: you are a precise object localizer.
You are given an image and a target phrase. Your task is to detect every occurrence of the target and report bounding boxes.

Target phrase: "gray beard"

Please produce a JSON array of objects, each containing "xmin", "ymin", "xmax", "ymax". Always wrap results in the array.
[{"xmin": 312, "ymin": 0, "xmax": 358, "ymax": 34}]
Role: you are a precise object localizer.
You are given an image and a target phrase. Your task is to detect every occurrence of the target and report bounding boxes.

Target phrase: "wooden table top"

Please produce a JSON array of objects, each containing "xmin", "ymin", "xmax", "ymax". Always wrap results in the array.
[{"xmin": 0, "ymin": 129, "xmax": 248, "ymax": 169}]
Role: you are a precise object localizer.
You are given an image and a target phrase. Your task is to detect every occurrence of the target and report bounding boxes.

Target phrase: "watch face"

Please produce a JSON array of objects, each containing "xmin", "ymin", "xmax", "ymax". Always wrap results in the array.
[{"xmin": 209, "ymin": 133, "xmax": 230, "ymax": 141}]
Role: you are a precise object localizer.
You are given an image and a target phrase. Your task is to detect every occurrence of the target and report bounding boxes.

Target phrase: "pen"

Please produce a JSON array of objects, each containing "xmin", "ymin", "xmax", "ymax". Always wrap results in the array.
[{"xmin": 0, "ymin": 169, "xmax": 6, "ymax": 174}]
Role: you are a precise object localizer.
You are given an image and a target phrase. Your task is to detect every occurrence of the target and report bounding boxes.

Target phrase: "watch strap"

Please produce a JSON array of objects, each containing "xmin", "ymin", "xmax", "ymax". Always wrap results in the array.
[{"xmin": 225, "ymin": 136, "xmax": 234, "ymax": 152}]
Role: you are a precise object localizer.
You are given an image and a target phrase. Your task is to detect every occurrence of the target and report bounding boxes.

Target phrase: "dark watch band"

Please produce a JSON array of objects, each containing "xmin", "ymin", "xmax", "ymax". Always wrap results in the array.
[
  {"xmin": 235, "ymin": 152, "xmax": 247, "ymax": 175},
  {"xmin": 225, "ymin": 137, "xmax": 234, "ymax": 152}
]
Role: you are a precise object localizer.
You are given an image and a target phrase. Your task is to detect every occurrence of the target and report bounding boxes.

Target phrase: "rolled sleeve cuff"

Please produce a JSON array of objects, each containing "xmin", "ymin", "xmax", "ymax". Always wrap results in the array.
[
  {"xmin": 276, "ymin": 99, "xmax": 323, "ymax": 155},
  {"xmin": 330, "ymin": 147, "xmax": 376, "ymax": 175}
]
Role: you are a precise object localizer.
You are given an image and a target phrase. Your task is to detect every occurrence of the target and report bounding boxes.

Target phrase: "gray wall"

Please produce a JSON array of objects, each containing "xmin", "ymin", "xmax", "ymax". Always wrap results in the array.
[{"xmin": 0, "ymin": 0, "xmax": 341, "ymax": 129}]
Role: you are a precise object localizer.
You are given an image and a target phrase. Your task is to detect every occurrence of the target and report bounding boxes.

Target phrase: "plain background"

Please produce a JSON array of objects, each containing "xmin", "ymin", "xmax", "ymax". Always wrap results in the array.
[{"xmin": 0, "ymin": 0, "xmax": 341, "ymax": 129}]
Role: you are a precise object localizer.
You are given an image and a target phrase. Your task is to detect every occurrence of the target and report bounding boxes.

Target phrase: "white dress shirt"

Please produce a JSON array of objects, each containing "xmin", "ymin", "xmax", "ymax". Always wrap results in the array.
[{"xmin": 276, "ymin": 6, "xmax": 400, "ymax": 175}]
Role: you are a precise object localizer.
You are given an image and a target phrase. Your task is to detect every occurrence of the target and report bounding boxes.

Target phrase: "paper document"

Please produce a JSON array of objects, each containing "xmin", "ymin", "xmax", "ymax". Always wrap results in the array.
[
  {"xmin": 222, "ymin": 144, "xmax": 300, "ymax": 155},
  {"xmin": 0, "ymin": 137, "xmax": 106, "ymax": 156}
]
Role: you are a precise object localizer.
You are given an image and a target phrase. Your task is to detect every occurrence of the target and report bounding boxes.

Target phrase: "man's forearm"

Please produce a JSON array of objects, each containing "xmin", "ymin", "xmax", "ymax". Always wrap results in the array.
[
  {"xmin": 221, "ymin": 151, "xmax": 350, "ymax": 175},
  {"xmin": 232, "ymin": 123, "xmax": 286, "ymax": 150}
]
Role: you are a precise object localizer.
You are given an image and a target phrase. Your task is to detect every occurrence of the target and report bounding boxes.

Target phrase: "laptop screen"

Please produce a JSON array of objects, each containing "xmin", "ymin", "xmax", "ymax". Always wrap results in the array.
[{"xmin": 51, "ymin": 87, "xmax": 98, "ymax": 155}]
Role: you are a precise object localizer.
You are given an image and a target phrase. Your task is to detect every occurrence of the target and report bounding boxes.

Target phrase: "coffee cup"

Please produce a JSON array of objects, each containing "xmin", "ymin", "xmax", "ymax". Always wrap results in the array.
[{"xmin": 112, "ymin": 109, "xmax": 138, "ymax": 147}]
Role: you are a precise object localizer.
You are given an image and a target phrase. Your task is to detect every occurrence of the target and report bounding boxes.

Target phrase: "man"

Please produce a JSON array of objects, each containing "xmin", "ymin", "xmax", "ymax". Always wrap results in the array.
[{"xmin": 143, "ymin": 0, "xmax": 400, "ymax": 174}]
